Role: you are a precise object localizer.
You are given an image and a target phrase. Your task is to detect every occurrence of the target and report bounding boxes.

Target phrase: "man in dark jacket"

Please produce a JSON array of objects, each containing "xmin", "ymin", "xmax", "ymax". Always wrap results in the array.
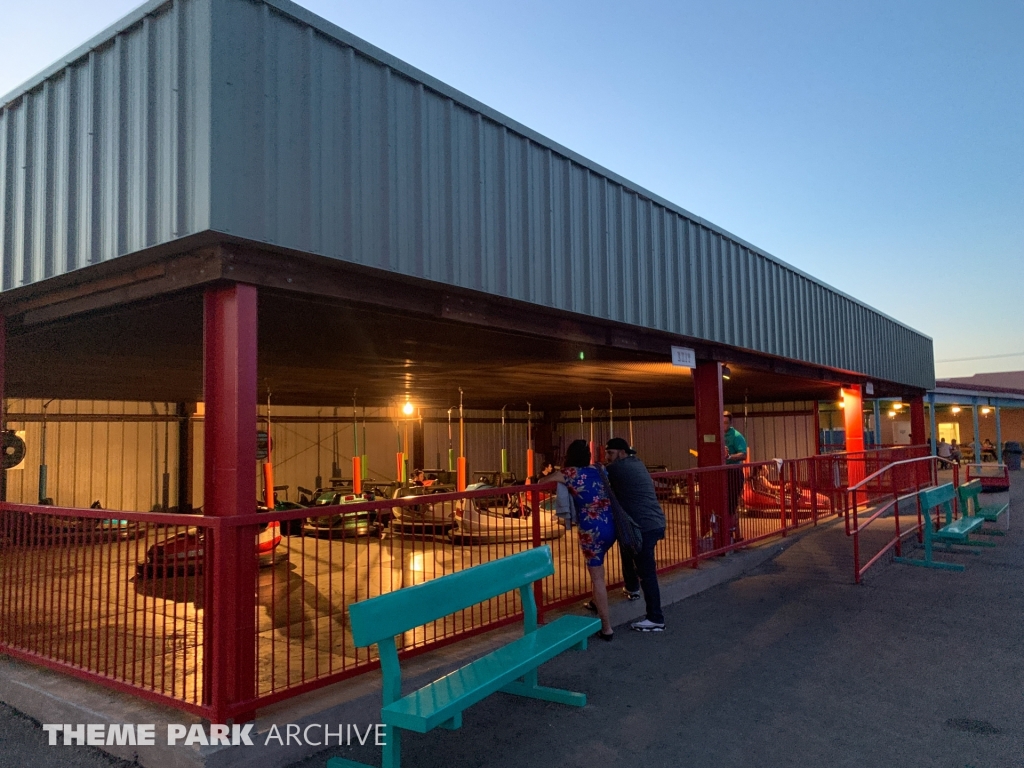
[{"xmin": 605, "ymin": 437, "xmax": 666, "ymax": 632}]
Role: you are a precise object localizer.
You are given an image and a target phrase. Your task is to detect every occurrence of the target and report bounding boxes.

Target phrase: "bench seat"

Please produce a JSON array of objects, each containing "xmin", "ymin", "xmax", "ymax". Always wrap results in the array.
[
  {"xmin": 957, "ymin": 479, "xmax": 1010, "ymax": 533},
  {"xmin": 934, "ymin": 515, "xmax": 985, "ymax": 542},
  {"xmin": 383, "ymin": 615, "xmax": 599, "ymax": 733}
]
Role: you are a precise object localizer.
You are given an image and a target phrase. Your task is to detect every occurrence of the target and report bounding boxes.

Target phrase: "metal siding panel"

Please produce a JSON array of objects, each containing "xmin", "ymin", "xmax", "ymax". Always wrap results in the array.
[{"xmin": 0, "ymin": 0, "xmax": 935, "ymax": 389}]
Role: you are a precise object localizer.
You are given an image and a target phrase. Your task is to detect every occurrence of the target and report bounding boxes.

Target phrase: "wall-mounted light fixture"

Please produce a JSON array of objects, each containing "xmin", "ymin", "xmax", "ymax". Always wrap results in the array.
[{"xmin": 721, "ymin": 365, "xmax": 731, "ymax": 380}]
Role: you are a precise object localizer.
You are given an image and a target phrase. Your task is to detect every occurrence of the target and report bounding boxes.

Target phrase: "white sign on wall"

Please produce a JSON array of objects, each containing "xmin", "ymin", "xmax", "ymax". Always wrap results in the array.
[{"xmin": 671, "ymin": 346, "xmax": 696, "ymax": 368}]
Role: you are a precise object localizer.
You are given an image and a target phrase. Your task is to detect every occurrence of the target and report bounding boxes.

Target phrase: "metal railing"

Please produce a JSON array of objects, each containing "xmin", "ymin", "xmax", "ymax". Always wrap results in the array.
[
  {"xmin": 844, "ymin": 455, "xmax": 957, "ymax": 583},
  {"xmin": 0, "ymin": 446, "xmax": 919, "ymax": 718}
]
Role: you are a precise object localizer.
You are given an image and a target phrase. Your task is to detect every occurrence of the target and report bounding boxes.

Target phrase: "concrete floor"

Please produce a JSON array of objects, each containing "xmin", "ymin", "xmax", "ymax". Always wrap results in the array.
[
  {"xmin": 2, "ymin": 474, "xmax": 1019, "ymax": 766},
  {"xmin": 300, "ymin": 476, "xmax": 1024, "ymax": 768}
]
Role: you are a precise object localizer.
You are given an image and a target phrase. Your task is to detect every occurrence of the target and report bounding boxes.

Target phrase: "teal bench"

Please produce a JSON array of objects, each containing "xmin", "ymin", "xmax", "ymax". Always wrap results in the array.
[
  {"xmin": 328, "ymin": 545, "xmax": 601, "ymax": 768},
  {"xmin": 958, "ymin": 479, "xmax": 1010, "ymax": 534},
  {"xmin": 894, "ymin": 483, "xmax": 993, "ymax": 571}
]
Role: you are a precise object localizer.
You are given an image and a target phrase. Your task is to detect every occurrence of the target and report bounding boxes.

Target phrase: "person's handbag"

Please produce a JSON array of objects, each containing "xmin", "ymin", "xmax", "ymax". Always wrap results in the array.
[
  {"xmin": 599, "ymin": 465, "xmax": 643, "ymax": 555},
  {"xmin": 554, "ymin": 481, "xmax": 577, "ymax": 527}
]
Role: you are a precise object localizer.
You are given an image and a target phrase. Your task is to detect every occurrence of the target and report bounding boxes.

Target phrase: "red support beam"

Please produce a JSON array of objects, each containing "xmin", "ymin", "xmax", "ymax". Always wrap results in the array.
[
  {"xmin": 0, "ymin": 315, "xmax": 6, "ymax": 502},
  {"xmin": 694, "ymin": 362, "xmax": 725, "ymax": 467},
  {"xmin": 842, "ymin": 385, "xmax": 865, "ymax": 485},
  {"xmin": 693, "ymin": 361, "xmax": 729, "ymax": 548},
  {"xmin": 909, "ymin": 395, "xmax": 926, "ymax": 447},
  {"xmin": 202, "ymin": 283, "xmax": 258, "ymax": 723},
  {"xmin": 909, "ymin": 394, "xmax": 928, "ymax": 485}
]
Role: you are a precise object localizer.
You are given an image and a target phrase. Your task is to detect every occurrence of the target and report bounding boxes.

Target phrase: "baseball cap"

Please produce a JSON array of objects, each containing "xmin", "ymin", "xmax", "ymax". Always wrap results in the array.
[{"xmin": 605, "ymin": 437, "xmax": 634, "ymax": 454}]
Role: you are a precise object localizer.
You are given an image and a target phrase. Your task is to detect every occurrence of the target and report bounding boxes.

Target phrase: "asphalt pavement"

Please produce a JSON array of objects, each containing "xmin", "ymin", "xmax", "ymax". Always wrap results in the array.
[{"xmin": 3, "ymin": 474, "xmax": 1021, "ymax": 768}]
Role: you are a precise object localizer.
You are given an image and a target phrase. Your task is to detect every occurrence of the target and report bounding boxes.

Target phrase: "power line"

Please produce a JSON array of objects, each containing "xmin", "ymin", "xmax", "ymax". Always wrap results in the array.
[{"xmin": 936, "ymin": 351, "xmax": 1024, "ymax": 364}]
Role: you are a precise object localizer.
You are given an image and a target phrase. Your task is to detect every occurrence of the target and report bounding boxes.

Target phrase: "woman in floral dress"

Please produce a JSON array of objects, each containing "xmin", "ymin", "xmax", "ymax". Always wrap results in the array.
[{"xmin": 550, "ymin": 439, "xmax": 616, "ymax": 640}]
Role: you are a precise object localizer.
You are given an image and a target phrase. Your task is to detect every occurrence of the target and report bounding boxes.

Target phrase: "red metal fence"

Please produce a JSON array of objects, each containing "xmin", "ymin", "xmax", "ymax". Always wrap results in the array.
[{"xmin": 0, "ymin": 446, "xmax": 924, "ymax": 719}]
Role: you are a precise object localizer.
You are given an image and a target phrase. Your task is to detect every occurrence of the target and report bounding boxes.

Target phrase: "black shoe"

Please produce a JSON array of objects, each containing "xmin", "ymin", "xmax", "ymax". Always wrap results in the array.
[
  {"xmin": 583, "ymin": 600, "xmax": 598, "ymax": 612},
  {"xmin": 595, "ymin": 630, "xmax": 614, "ymax": 642}
]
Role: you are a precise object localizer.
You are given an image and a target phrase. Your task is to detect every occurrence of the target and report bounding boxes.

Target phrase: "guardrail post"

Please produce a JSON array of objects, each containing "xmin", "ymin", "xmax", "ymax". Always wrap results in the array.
[
  {"xmin": 892, "ymin": 465, "xmax": 902, "ymax": 557},
  {"xmin": 780, "ymin": 463, "xmax": 788, "ymax": 537},
  {"xmin": 687, "ymin": 478, "xmax": 699, "ymax": 566},
  {"xmin": 529, "ymin": 486, "xmax": 544, "ymax": 624},
  {"xmin": 203, "ymin": 283, "xmax": 259, "ymax": 724}
]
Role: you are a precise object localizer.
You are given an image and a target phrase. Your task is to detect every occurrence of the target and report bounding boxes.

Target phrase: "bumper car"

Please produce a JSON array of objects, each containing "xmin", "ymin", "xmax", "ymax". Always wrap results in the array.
[
  {"xmin": 301, "ymin": 489, "xmax": 384, "ymax": 538},
  {"xmin": 741, "ymin": 466, "xmax": 831, "ymax": 518},
  {"xmin": 135, "ymin": 504, "xmax": 285, "ymax": 579},
  {"xmin": 388, "ymin": 485, "xmax": 457, "ymax": 538},
  {"xmin": 452, "ymin": 481, "xmax": 565, "ymax": 544},
  {"xmin": 966, "ymin": 463, "xmax": 1010, "ymax": 493}
]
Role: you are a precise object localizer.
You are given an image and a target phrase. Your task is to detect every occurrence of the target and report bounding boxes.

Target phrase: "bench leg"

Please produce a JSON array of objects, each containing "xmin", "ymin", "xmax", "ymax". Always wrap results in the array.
[
  {"xmin": 964, "ymin": 537, "xmax": 997, "ymax": 547},
  {"xmin": 383, "ymin": 726, "xmax": 402, "ymax": 768},
  {"xmin": 501, "ymin": 680, "xmax": 588, "ymax": 706},
  {"xmin": 893, "ymin": 556, "xmax": 965, "ymax": 572},
  {"xmin": 502, "ymin": 670, "xmax": 587, "ymax": 707},
  {"xmin": 975, "ymin": 527, "xmax": 1005, "ymax": 536},
  {"xmin": 437, "ymin": 713, "xmax": 462, "ymax": 730},
  {"xmin": 327, "ymin": 758, "xmax": 378, "ymax": 768},
  {"xmin": 326, "ymin": 725, "xmax": 401, "ymax": 768}
]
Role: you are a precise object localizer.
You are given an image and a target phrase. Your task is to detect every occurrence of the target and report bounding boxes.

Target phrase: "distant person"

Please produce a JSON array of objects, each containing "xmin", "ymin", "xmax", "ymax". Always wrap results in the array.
[
  {"xmin": 982, "ymin": 439, "xmax": 996, "ymax": 462},
  {"xmin": 548, "ymin": 440, "xmax": 615, "ymax": 641},
  {"xmin": 410, "ymin": 469, "xmax": 426, "ymax": 486},
  {"xmin": 605, "ymin": 437, "xmax": 667, "ymax": 633},
  {"xmin": 950, "ymin": 439, "xmax": 962, "ymax": 465},
  {"xmin": 724, "ymin": 411, "xmax": 748, "ymax": 542},
  {"xmin": 937, "ymin": 438, "xmax": 951, "ymax": 461}
]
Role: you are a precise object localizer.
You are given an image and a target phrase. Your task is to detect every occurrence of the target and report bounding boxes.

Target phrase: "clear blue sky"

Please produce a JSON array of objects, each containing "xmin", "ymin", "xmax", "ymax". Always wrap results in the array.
[{"xmin": 2, "ymin": 0, "xmax": 1021, "ymax": 379}]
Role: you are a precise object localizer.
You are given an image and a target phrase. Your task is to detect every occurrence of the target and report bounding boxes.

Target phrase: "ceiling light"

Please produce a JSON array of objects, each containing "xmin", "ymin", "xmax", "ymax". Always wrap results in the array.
[
  {"xmin": 402, "ymin": 401, "xmax": 414, "ymax": 416},
  {"xmin": 981, "ymin": 407, "xmax": 991, "ymax": 415},
  {"xmin": 888, "ymin": 410, "xmax": 896, "ymax": 418},
  {"xmin": 951, "ymin": 406, "xmax": 961, "ymax": 414},
  {"xmin": 893, "ymin": 403, "xmax": 903, "ymax": 411}
]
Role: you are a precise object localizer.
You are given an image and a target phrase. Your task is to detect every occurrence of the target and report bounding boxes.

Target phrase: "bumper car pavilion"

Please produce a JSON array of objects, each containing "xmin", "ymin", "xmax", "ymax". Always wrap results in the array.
[{"xmin": 0, "ymin": 0, "xmax": 934, "ymax": 723}]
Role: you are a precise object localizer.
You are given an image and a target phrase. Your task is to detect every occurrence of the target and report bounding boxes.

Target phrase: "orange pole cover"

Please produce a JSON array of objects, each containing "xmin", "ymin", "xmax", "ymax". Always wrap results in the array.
[
  {"xmin": 352, "ymin": 456, "xmax": 362, "ymax": 494},
  {"xmin": 526, "ymin": 448, "xmax": 535, "ymax": 483},
  {"xmin": 457, "ymin": 456, "xmax": 467, "ymax": 492},
  {"xmin": 262, "ymin": 462, "xmax": 274, "ymax": 507}
]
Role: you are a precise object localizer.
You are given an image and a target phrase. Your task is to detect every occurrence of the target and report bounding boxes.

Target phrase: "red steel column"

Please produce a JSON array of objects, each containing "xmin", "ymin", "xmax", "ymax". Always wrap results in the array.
[
  {"xmin": 203, "ymin": 283, "xmax": 259, "ymax": 723},
  {"xmin": 909, "ymin": 394, "xmax": 928, "ymax": 485},
  {"xmin": 842, "ymin": 386, "xmax": 865, "ymax": 486},
  {"xmin": 0, "ymin": 315, "xmax": 6, "ymax": 502},
  {"xmin": 909, "ymin": 396, "xmax": 926, "ymax": 448},
  {"xmin": 694, "ymin": 361, "xmax": 729, "ymax": 549}
]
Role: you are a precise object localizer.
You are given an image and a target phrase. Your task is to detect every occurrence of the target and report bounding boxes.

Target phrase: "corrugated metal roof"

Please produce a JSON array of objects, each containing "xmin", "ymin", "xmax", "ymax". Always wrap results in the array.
[{"xmin": 0, "ymin": 0, "xmax": 935, "ymax": 389}]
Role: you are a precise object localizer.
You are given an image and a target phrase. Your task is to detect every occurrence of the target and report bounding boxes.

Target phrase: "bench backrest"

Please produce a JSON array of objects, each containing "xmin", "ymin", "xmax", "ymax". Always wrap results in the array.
[
  {"xmin": 957, "ymin": 479, "xmax": 982, "ymax": 515},
  {"xmin": 348, "ymin": 545, "xmax": 554, "ymax": 649},
  {"xmin": 919, "ymin": 482, "xmax": 957, "ymax": 526},
  {"xmin": 918, "ymin": 483, "xmax": 955, "ymax": 510}
]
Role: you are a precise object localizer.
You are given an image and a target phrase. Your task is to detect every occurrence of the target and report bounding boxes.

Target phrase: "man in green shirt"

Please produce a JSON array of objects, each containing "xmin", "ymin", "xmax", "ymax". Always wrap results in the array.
[{"xmin": 723, "ymin": 411, "xmax": 748, "ymax": 542}]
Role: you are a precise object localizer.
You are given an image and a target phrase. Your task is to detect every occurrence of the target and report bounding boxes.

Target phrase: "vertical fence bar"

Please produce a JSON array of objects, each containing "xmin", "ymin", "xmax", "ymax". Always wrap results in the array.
[{"xmin": 530, "ymin": 486, "xmax": 544, "ymax": 624}]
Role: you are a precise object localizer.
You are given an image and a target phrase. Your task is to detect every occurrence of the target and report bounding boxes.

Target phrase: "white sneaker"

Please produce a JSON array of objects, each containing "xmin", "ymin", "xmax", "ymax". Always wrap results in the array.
[{"xmin": 630, "ymin": 618, "xmax": 665, "ymax": 632}]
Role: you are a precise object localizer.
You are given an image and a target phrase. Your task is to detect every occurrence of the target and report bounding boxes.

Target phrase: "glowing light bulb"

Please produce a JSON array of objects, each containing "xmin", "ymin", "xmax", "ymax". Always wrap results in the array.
[
  {"xmin": 951, "ymin": 406, "xmax": 961, "ymax": 414},
  {"xmin": 402, "ymin": 401, "xmax": 414, "ymax": 416}
]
